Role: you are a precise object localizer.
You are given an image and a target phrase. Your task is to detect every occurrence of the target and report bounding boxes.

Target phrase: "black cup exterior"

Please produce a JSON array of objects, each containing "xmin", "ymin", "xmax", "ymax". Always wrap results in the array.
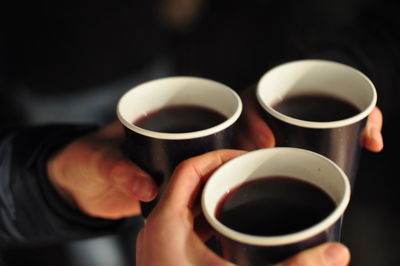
[
  {"xmin": 217, "ymin": 219, "xmax": 342, "ymax": 266},
  {"xmin": 258, "ymin": 103, "xmax": 366, "ymax": 186},
  {"xmin": 202, "ymin": 148, "xmax": 350, "ymax": 266},
  {"xmin": 123, "ymin": 124, "xmax": 237, "ymax": 216}
]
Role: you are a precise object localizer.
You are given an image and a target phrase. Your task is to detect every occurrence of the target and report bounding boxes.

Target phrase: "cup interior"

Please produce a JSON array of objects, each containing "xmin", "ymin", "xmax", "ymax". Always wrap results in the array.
[
  {"xmin": 202, "ymin": 147, "xmax": 350, "ymax": 246},
  {"xmin": 117, "ymin": 76, "xmax": 242, "ymax": 139},
  {"xmin": 256, "ymin": 60, "xmax": 377, "ymax": 128}
]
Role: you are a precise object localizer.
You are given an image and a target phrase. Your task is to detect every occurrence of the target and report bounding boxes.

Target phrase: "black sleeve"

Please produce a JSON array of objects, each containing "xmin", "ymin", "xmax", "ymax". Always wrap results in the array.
[{"xmin": 0, "ymin": 124, "xmax": 130, "ymax": 248}]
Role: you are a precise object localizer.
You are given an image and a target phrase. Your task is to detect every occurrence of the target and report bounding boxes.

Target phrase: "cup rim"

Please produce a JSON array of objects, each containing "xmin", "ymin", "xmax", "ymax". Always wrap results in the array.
[
  {"xmin": 256, "ymin": 59, "xmax": 377, "ymax": 129},
  {"xmin": 116, "ymin": 76, "xmax": 243, "ymax": 140},
  {"xmin": 201, "ymin": 147, "xmax": 351, "ymax": 246}
]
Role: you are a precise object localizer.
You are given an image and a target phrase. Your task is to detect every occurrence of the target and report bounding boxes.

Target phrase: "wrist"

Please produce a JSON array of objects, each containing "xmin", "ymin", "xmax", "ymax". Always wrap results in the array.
[{"xmin": 47, "ymin": 152, "xmax": 77, "ymax": 209}]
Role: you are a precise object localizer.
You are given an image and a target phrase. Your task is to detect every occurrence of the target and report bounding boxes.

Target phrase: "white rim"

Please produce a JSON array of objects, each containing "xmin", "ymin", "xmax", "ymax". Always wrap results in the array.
[
  {"xmin": 256, "ymin": 60, "xmax": 377, "ymax": 129},
  {"xmin": 201, "ymin": 148, "xmax": 351, "ymax": 246},
  {"xmin": 117, "ymin": 76, "xmax": 243, "ymax": 140}
]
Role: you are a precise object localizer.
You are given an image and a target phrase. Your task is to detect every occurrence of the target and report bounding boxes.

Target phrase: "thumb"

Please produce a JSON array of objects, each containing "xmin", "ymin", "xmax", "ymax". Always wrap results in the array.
[
  {"xmin": 277, "ymin": 243, "xmax": 350, "ymax": 266},
  {"xmin": 108, "ymin": 160, "xmax": 158, "ymax": 202}
]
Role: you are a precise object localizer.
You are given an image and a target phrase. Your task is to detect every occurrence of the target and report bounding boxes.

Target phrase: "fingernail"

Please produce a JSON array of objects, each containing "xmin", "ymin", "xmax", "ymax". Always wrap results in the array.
[
  {"xmin": 132, "ymin": 174, "xmax": 157, "ymax": 201},
  {"xmin": 324, "ymin": 244, "xmax": 349, "ymax": 266}
]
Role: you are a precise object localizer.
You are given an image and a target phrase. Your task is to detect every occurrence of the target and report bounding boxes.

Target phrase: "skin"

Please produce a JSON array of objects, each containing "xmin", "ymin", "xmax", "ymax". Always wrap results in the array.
[
  {"xmin": 136, "ymin": 150, "xmax": 351, "ymax": 266},
  {"xmin": 237, "ymin": 86, "xmax": 384, "ymax": 152},
  {"xmin": 47, "ymin": 106, "xmax": 383, "ymax": 219},
  {"xmin": 47, "ymin": 121, "xmax": 158, "ymax": 219},
  {"xmin": 361, "ymin": 106, "xmax": 384, "ymax": 152},
  {"xmin": 46, "ymin": 87, "xmax": 382, "ymax": 264}
]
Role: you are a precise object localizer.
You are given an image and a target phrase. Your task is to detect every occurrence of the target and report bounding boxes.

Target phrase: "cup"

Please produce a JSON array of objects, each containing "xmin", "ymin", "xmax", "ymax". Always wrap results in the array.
[
  {"xmin": 256, "ymin": 59, "xmax": 377, "ymax": 186},
  {"xmin": 202, "ymin": 148, "xmax": 351, "ymax": 265},
  {"xmin": 117, "ymin": 76, "xmax": 242, "ymax": 216}
]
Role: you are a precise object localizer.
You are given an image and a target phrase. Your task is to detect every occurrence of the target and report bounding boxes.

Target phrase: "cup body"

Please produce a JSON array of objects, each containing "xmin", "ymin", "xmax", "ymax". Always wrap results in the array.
[
  {"xmin": 256, "ymin": 59, "xmax": 377, "ymax": 186},
  {"xmin": 117, "ymin": 76, "xmax": 242, "ymax": 215},
  {"xmin": 202, "ymin": 148, "xmax": 350, "ymax": 265}
]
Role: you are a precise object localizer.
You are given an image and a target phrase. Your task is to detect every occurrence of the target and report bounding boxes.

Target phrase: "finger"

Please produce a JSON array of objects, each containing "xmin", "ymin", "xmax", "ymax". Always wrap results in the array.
[
  {"xmin": 240, "ymin": 86, "xmax": 275, "ymax": 149},
  {"xmin": 108, "ymin": 160, "xmax": 158, "ymax": 202},
  {"xmin": 191, "ymin": 194, "xmax": 216, "ymax": 241},
  {"xmin": 362, "ymin": 106, "xmax": 384, "ymax": 152},
  {"xmin": 243, "ymin": 109, "xmax": 275, "ymax": 149},
  {"xmin": 96, "ymin": 120, "xmax": 126, "ymax": 139},
  {"xmin": 276, "ymin": 242, "xmax": 350, "ymax": 266},
  {"xmin": 190, "ymin": 235, "xmax": 237, "ymax": 266},
  {"xmin": 161, "ymin": 149, "xmax": 246, "ymax": 210},
  {"xmin": 235, "ymin": 130, "xmax": 258, "ymax": 151},
  {"xmin": 194, "ymin": 213, "xmax": 215, "ymax": 242}
]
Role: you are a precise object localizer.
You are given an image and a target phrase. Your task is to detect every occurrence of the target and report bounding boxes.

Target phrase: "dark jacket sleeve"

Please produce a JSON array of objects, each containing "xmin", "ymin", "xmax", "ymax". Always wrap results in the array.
[{"xmin": 0, "ymin": 124, "xmax": 129, "ymax": 248}]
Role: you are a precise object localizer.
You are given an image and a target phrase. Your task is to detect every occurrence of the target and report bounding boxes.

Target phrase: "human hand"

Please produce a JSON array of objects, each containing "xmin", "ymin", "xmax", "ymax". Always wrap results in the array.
[
  {"xmin": 277, "ymin": 242, "xmax": 350, "ymax": 266},
  {"xmin": 135, "ymin": 149, "xmax": 350, "ymax": 266},
  {"xmin": 47, "ymin": 121, "xmax": 158, "ymax": 219},
  {"xmin": 237, "ymin": 86, "xmax": 384, "ymax": 152},
  {"xmin": 136, "ymin": 149, "xmax": 243, "ymax": 266},
  {"xmin": 361, "ymin": 105, "xmax": 384, "ymax": 152},
  {"xmin": 236, "ymin": 86, "xmax": 275, "ymax": 150}
]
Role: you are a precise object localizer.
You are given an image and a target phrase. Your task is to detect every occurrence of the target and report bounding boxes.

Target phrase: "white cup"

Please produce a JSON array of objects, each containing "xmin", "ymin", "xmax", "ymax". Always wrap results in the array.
[
  {"xmin": 202, "ymin": 147, "xmax": 351, "ymax": 265},
  {"xmin": 256, "ymin": 60, "xmax": 377, "ymax": 186}
]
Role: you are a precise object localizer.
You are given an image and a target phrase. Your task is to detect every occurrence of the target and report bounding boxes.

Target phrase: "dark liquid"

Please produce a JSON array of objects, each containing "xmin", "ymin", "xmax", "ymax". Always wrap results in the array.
[
  {"xmin": 216, "ymin": 176, "xmax": 336, "ymax": 236},
  {"xmin": 133, "ymin": 105, "xmax": 227, "ymax": 133},
  {"xmin": 273, "ymin": 94, "xmax": 360, "ymax": 122}
]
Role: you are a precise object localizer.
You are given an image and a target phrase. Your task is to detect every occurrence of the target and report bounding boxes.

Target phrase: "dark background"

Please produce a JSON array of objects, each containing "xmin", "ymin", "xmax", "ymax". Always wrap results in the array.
[{"xmin": 1, "ymin": 1, "xmax": 399, "ymax": 265}]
